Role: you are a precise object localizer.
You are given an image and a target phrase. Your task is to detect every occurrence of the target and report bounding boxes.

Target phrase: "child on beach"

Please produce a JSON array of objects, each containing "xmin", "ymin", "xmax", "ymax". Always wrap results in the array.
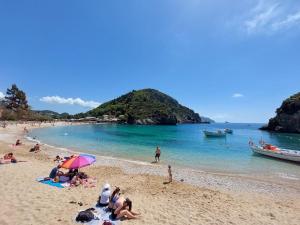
[{"xmin": 168, "ymin": 165, "xmax": 172, "ymax": 183}]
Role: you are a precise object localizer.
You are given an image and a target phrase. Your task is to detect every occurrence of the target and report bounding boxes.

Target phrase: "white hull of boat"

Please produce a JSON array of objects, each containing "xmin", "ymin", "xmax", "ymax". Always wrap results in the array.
[
  {"xmin": 203, "ymin": 131, "xmax": 226, "ymax": 137},
  {"xmin": 224, "ymin": 129, "xmax": 233, "ymax": 134},
  {"xmin": 251, "ymin": 146, "xmax": 300, "ymax": 162}
]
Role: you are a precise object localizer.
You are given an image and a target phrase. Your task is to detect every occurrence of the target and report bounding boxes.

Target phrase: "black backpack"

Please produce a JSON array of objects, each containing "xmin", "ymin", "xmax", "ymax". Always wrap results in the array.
[{"xmin": 75, "ymin": 208, "xmax": 95, "ymax": 222}]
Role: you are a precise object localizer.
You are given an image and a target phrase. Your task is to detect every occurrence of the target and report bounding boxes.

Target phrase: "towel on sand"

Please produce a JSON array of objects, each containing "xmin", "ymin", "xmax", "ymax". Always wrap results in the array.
[
  {"xmin": 36, "ymin": 178, "xmax": 70, "ymax": 188},
  {"xmin": 76, "ymin": 206, "xmax": 119, "ymax": 225}
]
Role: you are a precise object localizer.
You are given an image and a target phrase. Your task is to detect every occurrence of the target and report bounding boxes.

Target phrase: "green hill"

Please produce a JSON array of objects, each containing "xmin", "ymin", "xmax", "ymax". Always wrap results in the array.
[
  {"xmin": 80, "ymin": 89, "xmax": 202, "ymax": 125},
  {"xmin": 33, "ymin": 110, "xmax": 71, "ymax": 119}
]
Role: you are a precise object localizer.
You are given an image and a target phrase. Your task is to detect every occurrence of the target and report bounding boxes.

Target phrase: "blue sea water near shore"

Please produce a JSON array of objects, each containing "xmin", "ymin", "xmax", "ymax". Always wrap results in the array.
[{"xmin": 29, "ymin": 123, "xmax": 300, "ymax": 179}]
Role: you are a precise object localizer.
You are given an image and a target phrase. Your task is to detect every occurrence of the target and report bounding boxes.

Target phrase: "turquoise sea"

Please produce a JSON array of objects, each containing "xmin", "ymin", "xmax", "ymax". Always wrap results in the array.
[{"xmin": 29, "ymin": 123, "xmax": 300, "ymax": 177}]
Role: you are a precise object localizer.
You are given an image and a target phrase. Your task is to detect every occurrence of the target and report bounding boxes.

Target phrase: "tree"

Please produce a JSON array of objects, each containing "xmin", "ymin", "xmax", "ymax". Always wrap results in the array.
[{"xmin": 5, "ymin": 84, "xmax": 29, "ymax": 112}]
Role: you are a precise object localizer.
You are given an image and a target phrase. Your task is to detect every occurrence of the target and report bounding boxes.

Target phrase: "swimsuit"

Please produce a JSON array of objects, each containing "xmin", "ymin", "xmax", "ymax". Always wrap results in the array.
[{"xmin": 111, "ymin": 208, "xmax": 117, "ymax": 220}]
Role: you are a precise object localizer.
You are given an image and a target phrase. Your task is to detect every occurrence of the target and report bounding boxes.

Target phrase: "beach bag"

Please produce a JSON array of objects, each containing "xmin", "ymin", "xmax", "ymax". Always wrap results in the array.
[
  {"xmin": 103, "ymin": 221, "xmax": 113, "ymax": 225},
  {"xmin": 75, "ymin": 208, "xmax": 95, "ymax": 222}
]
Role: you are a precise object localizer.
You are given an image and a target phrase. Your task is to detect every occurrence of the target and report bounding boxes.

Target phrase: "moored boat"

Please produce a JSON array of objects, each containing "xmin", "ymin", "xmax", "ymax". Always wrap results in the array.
[
  {"xmin": 203, "ymin": 130, "xmax": 226, "ymax": 137},
  {"xmin": 249, "ymin": 143, "xmax": 300, "ymax": 162},
  {"xmin": 224, "ymin": 128, "xmax": 233, "ymax": 134}
]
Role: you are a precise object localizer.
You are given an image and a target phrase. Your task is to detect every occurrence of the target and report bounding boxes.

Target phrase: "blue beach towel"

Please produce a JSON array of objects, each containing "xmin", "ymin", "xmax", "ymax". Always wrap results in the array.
[
  {"xmin": 36, "ymin": 178, "xmax": 65, "ymax": 188},
  {"xmin": 77, "ymin": 206, "xmax": 119, "ymax": 225}
]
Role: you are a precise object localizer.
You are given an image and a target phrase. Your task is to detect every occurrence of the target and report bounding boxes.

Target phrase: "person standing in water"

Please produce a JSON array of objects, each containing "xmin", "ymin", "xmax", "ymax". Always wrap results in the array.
[{"xmin": 155, "ymin": 146, "xmax": 161, "ymax": 162}]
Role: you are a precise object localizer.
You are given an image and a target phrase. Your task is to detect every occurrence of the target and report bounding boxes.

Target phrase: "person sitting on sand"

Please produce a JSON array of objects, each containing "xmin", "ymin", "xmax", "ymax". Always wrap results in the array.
[
  {"xmin": 49, "ymin": 165, "xmax": 62, "ymax": 179},
  {"xmin": 2, "ymin": 153, "xmax": 17, "ymax": 163},
  {"xmin": 54, "ymin": 155, "xmax": 63, "ymax": 163},
  {"xmin": 50, "ymin": 167, "xmax": 72, "ymax": 183},
  {"xmin": 15, "ymin": 139, "xmax": 22, "ymax": 146},
  {"xmin": 29, "ymin": 143, "xmax": 40, "ymax": 153},
  {"xmin": 70, "ymin": 172, "xmax": 95, "ymax": 187},
  {"xmin": 108, "ymin": 187, "xmax": 121, "ymax": 210},
  {"xmin": 97, "ymin": 183, "xmax": 111, "ymax": 207},
  {"xmin": 70, "ymin": 174, "xmax": 81, "ymax": 187},
  {"xmin": 155, "ymin": 146, "xmax": 161, "ymax": 162},
  {"xmin": 66, "ymin": 168, "xmax": 78, "ymax": 180},
  {"xmin": 111, "ymin": 197, "xmax": 140, "ymax": 220}
]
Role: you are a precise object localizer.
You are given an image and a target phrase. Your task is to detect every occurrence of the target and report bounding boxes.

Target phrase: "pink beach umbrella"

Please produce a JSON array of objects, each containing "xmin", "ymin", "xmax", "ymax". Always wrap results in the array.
[{"xmin": 61, "ymin": 154, "xmax": 96, "ymax": 169}]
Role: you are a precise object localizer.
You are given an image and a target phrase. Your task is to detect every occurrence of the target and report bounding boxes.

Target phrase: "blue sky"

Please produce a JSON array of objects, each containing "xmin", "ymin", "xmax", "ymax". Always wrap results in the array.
[{"xmin": 0, "ymin": 0, "xmax": 300, "ymax": 123}]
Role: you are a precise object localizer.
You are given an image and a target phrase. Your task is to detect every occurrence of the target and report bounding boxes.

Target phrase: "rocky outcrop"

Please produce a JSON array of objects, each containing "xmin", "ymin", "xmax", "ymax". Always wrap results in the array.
[
  {"xmin": 261, "ymin": 92, "xmax": 300, "ymax": 133},
  {"xmin": 200, "ymin": 116, "xmax": 215, "ymax": 124}
]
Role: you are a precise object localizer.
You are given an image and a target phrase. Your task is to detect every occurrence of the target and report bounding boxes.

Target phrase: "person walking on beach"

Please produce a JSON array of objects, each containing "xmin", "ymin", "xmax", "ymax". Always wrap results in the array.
[
  {"xmin": 168, "ymin": 165, "xmax": 172, "ymax": 183},
  {"xmin": 24, "ymin": 127, "xmax": 28, "ymax": 133},
  {"xmin": 155, "ymin": 146, "xmax": 161, "ymax": 162}
]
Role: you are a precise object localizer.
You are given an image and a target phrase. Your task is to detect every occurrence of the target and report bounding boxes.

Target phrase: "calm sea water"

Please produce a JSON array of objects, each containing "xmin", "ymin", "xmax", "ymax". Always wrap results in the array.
[{"xmin": 29, "ymin": 123, "xmax": 300, "ymax": 177}]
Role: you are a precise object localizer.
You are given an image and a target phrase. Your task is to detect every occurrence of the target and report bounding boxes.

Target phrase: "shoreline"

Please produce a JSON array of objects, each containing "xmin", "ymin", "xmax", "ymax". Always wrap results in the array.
[
  {"xmin": 4, "ymin": 122, "xmax": 300, "ymax": 195},
  {"xmin": 1, "ymin": 122, "xmax": 300, "ymax": 225}
]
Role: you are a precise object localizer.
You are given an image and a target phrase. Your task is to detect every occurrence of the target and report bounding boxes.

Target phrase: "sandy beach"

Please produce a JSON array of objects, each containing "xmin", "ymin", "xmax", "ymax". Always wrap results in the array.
[{"xmin": 0, "ymin": 122, "xmax": 300, "ymax": 225}]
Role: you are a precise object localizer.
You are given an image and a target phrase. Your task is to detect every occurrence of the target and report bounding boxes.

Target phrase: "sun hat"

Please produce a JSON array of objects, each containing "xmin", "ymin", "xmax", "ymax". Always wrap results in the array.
[{"xmin": 102, "ymin": 183, "xmax": 110, "ymax": 191}]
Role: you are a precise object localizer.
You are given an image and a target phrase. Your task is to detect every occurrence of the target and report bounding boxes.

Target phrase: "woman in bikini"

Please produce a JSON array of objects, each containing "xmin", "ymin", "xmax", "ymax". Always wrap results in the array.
[
  {"xmin": 1, "ymin": 153, "xmax": 17, "ymax": 163},
  {"xmin": 111, "ymin": 197, "xmax": 140, "ymax": 220}
]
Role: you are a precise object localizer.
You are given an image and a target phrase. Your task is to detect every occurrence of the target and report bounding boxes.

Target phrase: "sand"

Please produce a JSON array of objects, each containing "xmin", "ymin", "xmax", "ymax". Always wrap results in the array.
[{"xmin": 0, "ymin": 122, "xmax": 300, "ymax": 225}]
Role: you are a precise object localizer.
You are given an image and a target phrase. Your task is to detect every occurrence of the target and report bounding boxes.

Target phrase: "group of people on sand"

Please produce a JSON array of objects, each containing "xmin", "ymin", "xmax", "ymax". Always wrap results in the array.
[
  {"xmin": 0, "ymin": 152, "xmax": 17, "ymax": 164},
  {"xmin": 46, "ymin": 158, "xmax": 96, "ymax": 188},
  {"xmin": 1, "ymin": 138, "xmax": 40, "ymax": 164},
  {"xmin": 98, "ymin": 185, "xmax": 140, "ymax": 220},
  {"xmin": 48, "ymin": 165, "xmax": 79, "ymax": 183},
  {"xmin": 13, "ymin": 137, "xmax": 40, "ymax": 153},
  {"xmin": 76, "ymin": 184, "xmax": 141, "ymax": 223}
]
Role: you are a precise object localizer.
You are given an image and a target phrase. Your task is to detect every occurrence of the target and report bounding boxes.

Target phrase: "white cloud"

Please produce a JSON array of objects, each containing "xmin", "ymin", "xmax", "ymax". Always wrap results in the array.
[
  {"xmin": 243, "ymin": 0, "xmax": 300, "ymax": 34},
  {"xmin": 272, "ymin": 11, "xmax": 300, "ymax": 30},
  {"xmin": 232, "ymin": 93, "xmax": 244, "ymax": 98},
  {"xmin": 0, "ymin": 91, "xmax": 5, "ymax": 99},
  {"xmin": 245, "ymin": 2, "xmax": 279, "ymax": 33},
  {"xmin": 40, "ymin": 96, "xmax": 100, "ymax": 108}
]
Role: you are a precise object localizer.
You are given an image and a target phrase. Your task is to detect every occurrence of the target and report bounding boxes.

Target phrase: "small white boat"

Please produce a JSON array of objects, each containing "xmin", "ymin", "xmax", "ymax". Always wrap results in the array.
[
  {"xmin": 203, "ymin": 130, "xmax": 226, "ymax": 137},
  {"xmin": 224, "ymin": 128, "xmax": 233, "ymax": 134},
  {"xmin": 250, "ymin": 144, "xmax": 300, "ymax": 162}
]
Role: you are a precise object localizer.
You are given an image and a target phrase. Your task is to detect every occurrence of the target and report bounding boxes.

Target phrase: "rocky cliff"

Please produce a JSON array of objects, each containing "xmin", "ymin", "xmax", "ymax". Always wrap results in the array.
[{"xmin": 261, "ymin": 92, "xmax": 300, "ymax": 133}]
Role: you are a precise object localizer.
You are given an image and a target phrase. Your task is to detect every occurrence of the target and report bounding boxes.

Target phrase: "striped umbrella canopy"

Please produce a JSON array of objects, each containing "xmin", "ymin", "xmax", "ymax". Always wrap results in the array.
[{"xmin": 61, "ymin": 154, "xmax": 96, "ymax": 169}]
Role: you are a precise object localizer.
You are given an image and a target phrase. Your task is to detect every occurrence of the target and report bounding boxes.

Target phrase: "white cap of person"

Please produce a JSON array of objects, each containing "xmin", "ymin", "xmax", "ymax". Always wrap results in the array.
[{"xmin": 99, "ymin": 183, "xmax": 111, "ymax": 205}]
